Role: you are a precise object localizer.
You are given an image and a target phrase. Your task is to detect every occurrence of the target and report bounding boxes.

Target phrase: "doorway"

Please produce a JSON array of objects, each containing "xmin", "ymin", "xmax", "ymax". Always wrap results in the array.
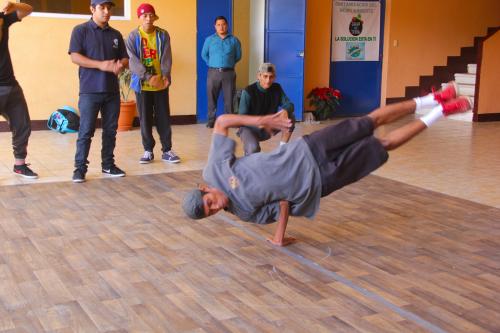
[{"xmin": 196, "ymin": 0, "xmax": 233, "ymax": 122}]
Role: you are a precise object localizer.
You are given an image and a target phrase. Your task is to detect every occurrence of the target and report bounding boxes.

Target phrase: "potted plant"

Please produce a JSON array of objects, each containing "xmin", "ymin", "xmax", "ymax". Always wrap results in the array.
[
  {"xmin": 307, "ymin": 87, "xmax": 341, "ymax": 121},
  {"xmin": 118, "ymin": 68, "xmax": 136, "ymax": 131}
]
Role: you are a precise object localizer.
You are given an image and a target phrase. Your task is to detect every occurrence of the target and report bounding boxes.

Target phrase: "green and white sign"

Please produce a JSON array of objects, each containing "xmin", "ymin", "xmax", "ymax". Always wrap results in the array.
[{"xmin": 332, "ymin": 1, "xmax": 380, "ymax": 61}]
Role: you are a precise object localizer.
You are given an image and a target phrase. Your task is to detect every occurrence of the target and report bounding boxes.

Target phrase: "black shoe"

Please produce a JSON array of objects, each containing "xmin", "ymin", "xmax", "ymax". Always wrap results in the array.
[
  {"xmin": 102, "ymin": 165, "xmax": 126, "ymax": 177},
  {"xmin": 13, "ymin": 163, "xmax": 38, "ymax": 179},
  {"xmin": 206, "ymin": 119, "xmax": 215, "ymax": 128},
  {"xmin": 72, "ymin": 168, "xmax": 86, "ymax": 183}
]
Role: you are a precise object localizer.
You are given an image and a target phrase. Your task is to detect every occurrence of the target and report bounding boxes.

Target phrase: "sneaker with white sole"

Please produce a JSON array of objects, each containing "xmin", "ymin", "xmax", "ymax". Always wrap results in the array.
[
  {"xmin": 102, "ymin": 165, "xmax": 126, "ymax": 177},
  {"xmin": 433, "ymin": 81, "xmax": 458, "ymax": 103},
  {"xmin": 162, "ymin": 150, "xmax": 180, "ymax": 163},
  {"xmin": 140, "ymin": 151, "xmax": 154, "ymax": 164},
  {"xmin": 72, "ymin": 167, "xmax": 86, "ymax": 183},
  {"xmin": 13, "ymin": 163, "xmax": 38, "ymax": 179},
  {"xmin": 442, "ymin": 96, "xmax": 473, "ymax": 116}
]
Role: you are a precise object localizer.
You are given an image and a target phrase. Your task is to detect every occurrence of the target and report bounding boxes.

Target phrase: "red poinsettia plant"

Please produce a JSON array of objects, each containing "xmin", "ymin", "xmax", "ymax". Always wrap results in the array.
[{"xmin": 307, "ymin": 87, "xmax": 341, "ymax": 120}]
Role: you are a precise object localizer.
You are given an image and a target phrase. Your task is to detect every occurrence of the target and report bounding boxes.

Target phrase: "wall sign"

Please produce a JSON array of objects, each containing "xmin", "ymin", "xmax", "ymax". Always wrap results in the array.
[{"xmin": 332, "ymin": 1, "xmax": 380, "ymax": 61}]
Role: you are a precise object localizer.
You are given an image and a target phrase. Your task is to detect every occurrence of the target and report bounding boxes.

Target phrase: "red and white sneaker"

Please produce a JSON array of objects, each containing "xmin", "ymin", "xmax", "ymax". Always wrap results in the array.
[
  {"xmin": 442, "ymin": 96, "xmax": 473, "ymax": 116},
  {"xmin": 433, "ymin": 81, "xmax": 458, "ymax": 103}
]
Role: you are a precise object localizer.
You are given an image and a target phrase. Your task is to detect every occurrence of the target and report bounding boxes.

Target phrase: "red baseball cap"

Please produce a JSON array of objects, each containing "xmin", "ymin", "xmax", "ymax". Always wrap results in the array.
[{"xmin": 137, "ymin": 3, "xmax": 158, "ymax": 19}]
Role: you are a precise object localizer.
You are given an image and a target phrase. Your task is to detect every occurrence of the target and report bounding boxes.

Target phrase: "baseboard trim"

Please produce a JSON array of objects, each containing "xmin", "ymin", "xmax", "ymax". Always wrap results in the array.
[
  {"xmin": 0, "ymin": 115, "xmax": 198, "ymax": 132},
  {"xmin": 170, "ymin": 115, "xmax": 198, "ymax": 125},
  {"xmin": 475, "ymin": 113, "xmax": 500, "ymax": 122}
]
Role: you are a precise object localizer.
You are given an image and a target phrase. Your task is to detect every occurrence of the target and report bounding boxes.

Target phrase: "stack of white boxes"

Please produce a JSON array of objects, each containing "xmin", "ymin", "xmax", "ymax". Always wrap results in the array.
[{"xmin": 443, "ymin": 64, "xmax": 477, "ymax": 122}]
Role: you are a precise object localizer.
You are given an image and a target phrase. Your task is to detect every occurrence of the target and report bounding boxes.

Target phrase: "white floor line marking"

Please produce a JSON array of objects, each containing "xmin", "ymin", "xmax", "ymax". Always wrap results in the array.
[{"xmin": 217, "ymin": 213, "xmax": 448, "ymax": 333}]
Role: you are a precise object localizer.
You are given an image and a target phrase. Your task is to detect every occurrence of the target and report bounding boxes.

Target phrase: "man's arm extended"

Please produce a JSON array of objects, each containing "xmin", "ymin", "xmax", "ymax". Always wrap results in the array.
[
  {"xmin": 213, "ymin": 111, "xmax": 291, "ymax": 137},
  {"xmin": 267, "ymin": 201, "xmax": 296, "ymax": 246},
  {"xmin": 1, "ymin": 1, "xmax": 33, "ymax": 20}
]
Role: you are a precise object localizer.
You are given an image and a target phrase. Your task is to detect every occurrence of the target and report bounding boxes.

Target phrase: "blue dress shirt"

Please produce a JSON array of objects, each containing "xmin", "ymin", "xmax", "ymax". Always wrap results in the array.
[{"xmin": 201, "ymin": 33, "xmax": 242, "ymax": 69}]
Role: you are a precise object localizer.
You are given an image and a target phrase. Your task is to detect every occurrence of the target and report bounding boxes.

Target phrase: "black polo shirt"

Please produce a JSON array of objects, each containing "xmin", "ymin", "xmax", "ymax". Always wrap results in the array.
[
  {"xmin": 68, "ymin": 19, "xmax": 128, "ymax": 94},
  {"xmin": 0, "ymin": 12, "xmax": 19, "ymax": 86}
]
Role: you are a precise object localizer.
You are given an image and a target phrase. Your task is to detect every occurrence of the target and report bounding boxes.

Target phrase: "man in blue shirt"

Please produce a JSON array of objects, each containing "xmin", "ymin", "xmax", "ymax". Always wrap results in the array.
[
  {"xmin": 68, "ymin": 0, "xmax": 129, "ymax": 183},
  {"xmin": 201, "ymin": 16, "xmax": 241, "ymax": 128},
  {"xmin": 0, "ymin": 2, "xmax": 38, "ymax": 179}
]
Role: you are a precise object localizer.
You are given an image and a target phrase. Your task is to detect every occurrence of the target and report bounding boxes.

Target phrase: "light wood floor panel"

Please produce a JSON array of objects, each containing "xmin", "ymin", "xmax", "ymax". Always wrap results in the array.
[
  {"xmin": 1, "ymin": 118, "xmax": 499, "ymax": 210},
  {"xmin": 0, "ymin": 171, "xmax": 498, "ymax": 332},
  {"xmin": 0, "ymin": 117, "xmax": 499, "ymax": 332}
]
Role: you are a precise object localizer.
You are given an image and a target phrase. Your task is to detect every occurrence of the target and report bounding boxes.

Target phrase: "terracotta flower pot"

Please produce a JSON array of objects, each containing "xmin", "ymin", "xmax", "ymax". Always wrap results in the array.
[{"xmin": 118, "ymin": 100, "xmax": 136, "ymax": 131}]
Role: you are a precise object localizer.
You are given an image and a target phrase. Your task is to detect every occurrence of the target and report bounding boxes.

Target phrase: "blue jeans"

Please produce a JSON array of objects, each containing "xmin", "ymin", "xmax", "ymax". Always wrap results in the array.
[{"xmin": 75, "ymin": 93, "xmax": 120, "ymax": 170}]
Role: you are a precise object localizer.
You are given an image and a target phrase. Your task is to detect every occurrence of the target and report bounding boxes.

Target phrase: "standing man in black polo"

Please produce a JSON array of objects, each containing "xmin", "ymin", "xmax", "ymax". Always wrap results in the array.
[
  {"xmin": 201, "ymin": 16, "xmax": 241, "ymax": 128},
  {"xmin": 69, "ymin": 0, "xmax": 129, "ymax": 183}
]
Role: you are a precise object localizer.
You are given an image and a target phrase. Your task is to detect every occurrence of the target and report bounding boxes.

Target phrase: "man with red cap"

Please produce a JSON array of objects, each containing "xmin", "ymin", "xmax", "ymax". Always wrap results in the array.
[{"xmin": 126, "ymin": 3, "xmax": 180, "ymax": 165}]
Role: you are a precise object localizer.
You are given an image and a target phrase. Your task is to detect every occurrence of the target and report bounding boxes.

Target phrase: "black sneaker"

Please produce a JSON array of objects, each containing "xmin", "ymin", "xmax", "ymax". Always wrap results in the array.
[
  {"xmin": 13, "ymin": 164, "xmax": 38, "ymax": 179},
  {"xmin": 72, "ymin": 168, "xmax": 86, "ymax": 183},
  {"xmin": 206, "ymin": 119, "xmax": 215, "ymax": 128},
  {"xmin": 102, "ymin": 165, "xmax": 126, "ymax": 177}
]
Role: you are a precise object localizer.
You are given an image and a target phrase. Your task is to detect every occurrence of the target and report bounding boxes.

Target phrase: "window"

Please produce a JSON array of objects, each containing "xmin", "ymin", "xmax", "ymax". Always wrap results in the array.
[{"xmin": 22, "ymin": 0, "xmax": 129, "ymax": 19}]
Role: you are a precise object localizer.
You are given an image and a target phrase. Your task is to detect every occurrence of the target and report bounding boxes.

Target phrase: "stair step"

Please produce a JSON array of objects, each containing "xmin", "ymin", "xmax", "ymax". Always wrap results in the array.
[
  {"xmin": 467, "ymin": 64, "xmax": 477, "ymax": 74},
  {"xmin": 405, "ymin": 86, "xmax": 423, "ymax": 99},
  {"xmin": 447, "ymin": 110, "xmax": 473, "ymax": 122},
  {"xmin": 419, "ymin": 76, "xmax": 442, "ymax": 91},
  {"xmin": 416, "ymin": 107, "xmax": 473, "ymax": 123},
  {"xmin": 441, "ymin": 82, "xmax": 475, "ymax": 97},
  {"xmin": 454, "ymin": 73, "xmax": 476, "ymax": 85},
  {"xmin": 460, "ymin": 46, "xmax": 477, "ymax": 59},
  {"xmin": 487, "ymin": 26, "xmax": 500, "ymax": 36},
  {"xmin": 386, "ymin": 97, "xmax": 406, "ymax": 104},
  {"xmin": 474, "ymin": 36, "xmax": 484, "ymax": 49},
  {"xmin": 433, "ymin": 66, "xmax": 456, "ymax": 82},
  {"xmin": 459, "ymin": 84, "xmax": 476, "ymax": 97}
]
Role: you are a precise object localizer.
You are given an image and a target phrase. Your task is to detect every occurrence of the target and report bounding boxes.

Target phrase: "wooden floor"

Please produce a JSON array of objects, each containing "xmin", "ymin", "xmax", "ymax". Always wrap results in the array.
[{"xmin": 0, "ymin": 117, "xmax": 499, "ymax": 332}]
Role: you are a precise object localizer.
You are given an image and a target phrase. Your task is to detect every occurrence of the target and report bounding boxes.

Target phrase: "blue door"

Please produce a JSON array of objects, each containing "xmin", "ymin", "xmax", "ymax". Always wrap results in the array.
[
  {"xmin": 331, "ymin": 0, "xmax": 385, "ymax": 116},
  {"xmin": 196, "ymin": 0, "xmax": 233, "ymax": 122},
  {"xmin": 265, "ymin": 0, "xmax": 306, "ymax": 121}
]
